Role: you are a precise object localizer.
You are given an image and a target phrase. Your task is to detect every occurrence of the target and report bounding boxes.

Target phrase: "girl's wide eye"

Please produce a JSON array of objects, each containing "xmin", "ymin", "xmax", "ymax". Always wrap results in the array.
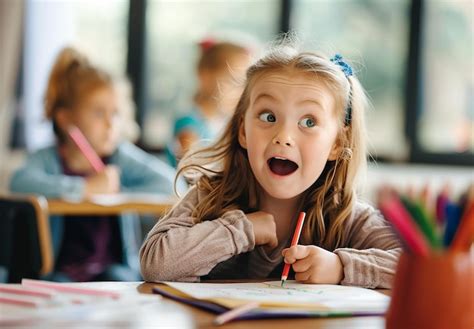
[
  {"xmin": 259, "ymin": 112, "xmax": 276, "ymax": 123},
  {"xmin": 299, "ymin": 117, "xmax": 316, "ymax": 128}
]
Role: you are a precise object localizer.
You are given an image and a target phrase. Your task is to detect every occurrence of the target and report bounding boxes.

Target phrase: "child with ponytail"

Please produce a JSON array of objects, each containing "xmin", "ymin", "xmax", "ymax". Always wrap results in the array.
[{"xmin": 10, "ymin": 47, "xmax": 180, "ymax": 282}]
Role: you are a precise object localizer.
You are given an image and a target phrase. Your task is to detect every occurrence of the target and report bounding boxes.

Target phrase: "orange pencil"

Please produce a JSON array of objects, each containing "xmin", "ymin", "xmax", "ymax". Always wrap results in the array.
[
  {"xmin": 281, "ymin": 212, "xmax": 306, "ymax": 287},
  {"xmin": 450, "ymin": 201, "xmax": 474, "ymax": 252}
]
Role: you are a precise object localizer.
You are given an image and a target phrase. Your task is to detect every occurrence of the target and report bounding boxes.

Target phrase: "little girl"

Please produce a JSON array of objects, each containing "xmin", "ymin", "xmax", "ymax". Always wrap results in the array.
[
  {"xmin": 140, "ymin": 44, "xmax": 401, "ymax": 288},
  {"xmin": 10, "ymin": 47, "xmax": 181, "ymax": 282},
  {"xmin": 167, "ymin": 39, "xmax": 251, "ymax": 167}
]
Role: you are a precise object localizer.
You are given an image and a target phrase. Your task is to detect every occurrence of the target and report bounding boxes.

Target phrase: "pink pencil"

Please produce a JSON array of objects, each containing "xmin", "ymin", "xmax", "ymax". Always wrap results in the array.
[
  {"xmin": 214, "ymin": 302, "xmax": 260, "ymax": 325},
  {"xmin": 379, "ymin": 189, "xmax": 430, "ymax": 257},
  {"xmin": 21, "ymin": 279, "xmax": 121, "ymax": 299},
  {"xmin": 0, "ymin": 295, "xmax": 45, "ymax": 308},
  {"xmin": 67, "ymin": 125, "xmax": 105, "ymax": 173},
  {"xmin": 0, "ymin": 285, "xmax": 55, "ymax": 299}
]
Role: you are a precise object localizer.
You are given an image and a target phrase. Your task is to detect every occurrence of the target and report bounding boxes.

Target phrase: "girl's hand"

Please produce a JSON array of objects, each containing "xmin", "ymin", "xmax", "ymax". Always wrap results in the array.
[
  {"xmin": 246, "ymin": 211, "xmax": 278, "ymax": 252},
  {"xmin": 84, "ymin": 165, "xmax": 120, "ymax": 197},
  {"xmin": 282, "ymin": 245, "xmax": 344, "ymax": 284}
]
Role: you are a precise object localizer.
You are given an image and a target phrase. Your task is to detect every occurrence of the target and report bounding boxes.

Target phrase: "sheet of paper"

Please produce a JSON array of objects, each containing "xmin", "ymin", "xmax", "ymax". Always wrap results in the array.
[{"xmin": 164, "ymin": 280, "xmax": 390, "ymax": 313}]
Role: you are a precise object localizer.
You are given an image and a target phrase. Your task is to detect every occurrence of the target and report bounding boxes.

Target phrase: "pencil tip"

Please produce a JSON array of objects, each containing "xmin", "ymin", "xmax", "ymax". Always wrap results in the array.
[{"xmin": 281, "ymin": 280, "xmax": 285, "ymax": 287}]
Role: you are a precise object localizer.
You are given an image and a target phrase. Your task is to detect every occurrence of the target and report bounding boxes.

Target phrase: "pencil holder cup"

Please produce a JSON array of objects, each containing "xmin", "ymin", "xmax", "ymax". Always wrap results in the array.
[{"xmin": 386, "ymin": 251, "xmax": 474, "ymax": 329}]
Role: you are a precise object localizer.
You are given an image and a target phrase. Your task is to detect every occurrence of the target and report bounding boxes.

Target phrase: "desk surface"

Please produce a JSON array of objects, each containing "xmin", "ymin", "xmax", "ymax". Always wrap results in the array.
[
  {"xmin": 138, "ymin": 282, "xmax": 390, "ymax": 329},
  {"xmin": 48, "ymin": 194, "xmax": 176, "ymax": 216},
  {"xmin": 2, "ymin": 281, "xmax": 390, "ymax": 328}
]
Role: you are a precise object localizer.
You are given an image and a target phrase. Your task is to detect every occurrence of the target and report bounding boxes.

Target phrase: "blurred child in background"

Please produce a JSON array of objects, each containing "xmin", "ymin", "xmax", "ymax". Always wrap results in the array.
[
  {"xmin": 167, "ymin": 39, "xmax": 252, "ymax": 167},
  {"xmin": 10, "ymin": 47, "xmax": 182, "ymax": 282}
]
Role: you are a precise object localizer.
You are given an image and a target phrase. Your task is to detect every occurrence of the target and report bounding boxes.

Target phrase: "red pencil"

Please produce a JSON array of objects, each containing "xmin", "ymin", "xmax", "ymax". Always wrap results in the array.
[
  {"xmin": 281, "ymin": 212, "xmax": 306, "ymax": 286},
  {"xmin": 67, "ymin": 125, "xmax": 105, "ymax": 173},
  {"xmin": 450, "ymin": 201, "xmax": 474, "ymax": 252},
  {"xmin": 378, "ymin": 188, "xmax": 430, "ymax": 257}
]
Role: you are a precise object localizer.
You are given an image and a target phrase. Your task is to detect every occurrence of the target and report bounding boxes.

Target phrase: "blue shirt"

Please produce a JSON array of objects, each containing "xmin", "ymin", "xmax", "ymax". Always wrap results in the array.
[{"xmin": 9, "ymin": 141, "xmax": 186, "ymax": 277}]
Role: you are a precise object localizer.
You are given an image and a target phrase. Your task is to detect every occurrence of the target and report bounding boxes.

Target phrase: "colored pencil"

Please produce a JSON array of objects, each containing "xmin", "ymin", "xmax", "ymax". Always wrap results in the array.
[
  {"xmin": 435, "ymin": 191, "xmax": 449, "ymax": 225},
  {"xmin": 400, "ymin": 197, "xmax": 442, "ymax": 249},
  {"xmin": 213, "ymin": 302, "xmax": 260, "ymax": 325},
  {"xmin": 0, "ymin": 295, "xmax": 46, "ymax": 308},
  {"xmin": 0, "ymin": 285, "xmax": 55, "ymax": 299},
  {"xmin": 450, "ymin": 201, "xmax": 474, "ymax": 252},
  {"xmin": 281, "ymin": 212, "xmax": 306, "ymax": 286},
  {"xmin": 378, "ymin": 189, "xmax": 430, "ymax": 257},
  {"xmin": 443, "ymin": 203, "xmax": 462, "ymax": 247},
  {"xmin": 67, "ymin": 125, "xmax": 105, "ymax": 173},
  {"xmin": 21, "ymin": 279, "xmax": 121, "ymax": 299}
]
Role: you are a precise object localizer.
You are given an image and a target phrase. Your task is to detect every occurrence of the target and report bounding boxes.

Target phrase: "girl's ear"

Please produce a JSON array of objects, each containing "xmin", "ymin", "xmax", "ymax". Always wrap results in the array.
[
  {"xmin": 328, "ymin": 144, "xmax": 340, "ymax": 161},
  {"xmin": 238, "ymin": 120, "xmax": 247, "ymax": 149},
  {"xmin": 328, "ymin": 134, "xmax": 343, "ymax": 161}
]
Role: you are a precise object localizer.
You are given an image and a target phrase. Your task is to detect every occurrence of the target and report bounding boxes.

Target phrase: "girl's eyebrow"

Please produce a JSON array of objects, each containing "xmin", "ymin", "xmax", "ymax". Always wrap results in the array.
[
  {"xmin": 252, "ymin": 92, "xmax": 326, "ymax": 112},
  {"xmin": 253, "ymin": 93, "xmax": 276, "ymax": 104},
  {"xmin": 299, "ymin": 99, "xmax": 325, "ymax": 111}
]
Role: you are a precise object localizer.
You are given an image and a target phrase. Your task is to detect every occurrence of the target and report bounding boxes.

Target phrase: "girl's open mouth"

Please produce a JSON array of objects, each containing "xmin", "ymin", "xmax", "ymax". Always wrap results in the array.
[{"xmin": 267, "ymin": 157, "xmax": 298, "ymax": 176}]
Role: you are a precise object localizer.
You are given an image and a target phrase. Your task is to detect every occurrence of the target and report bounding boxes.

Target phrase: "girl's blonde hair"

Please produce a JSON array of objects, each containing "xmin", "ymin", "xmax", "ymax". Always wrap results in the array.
[
  {"xmin": 178, "ymin": 43, "xmax": 368, "ymax": 250},
  {"xmin": 44, "ymin": 47, "xmax": 112, "ymax": 141}
]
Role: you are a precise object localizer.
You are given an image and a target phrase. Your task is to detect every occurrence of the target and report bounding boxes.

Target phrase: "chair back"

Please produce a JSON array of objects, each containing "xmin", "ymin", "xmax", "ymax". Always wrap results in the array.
[{"xmin": 0, "ymin": 194, "xmax": 53, "ymax": 282}]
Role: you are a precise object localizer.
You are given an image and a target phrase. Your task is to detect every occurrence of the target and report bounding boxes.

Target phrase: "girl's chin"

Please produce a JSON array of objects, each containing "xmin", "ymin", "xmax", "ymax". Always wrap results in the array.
[{"xmin": 262, "ymin": 187, "xmax": 303, "ymax": 201}]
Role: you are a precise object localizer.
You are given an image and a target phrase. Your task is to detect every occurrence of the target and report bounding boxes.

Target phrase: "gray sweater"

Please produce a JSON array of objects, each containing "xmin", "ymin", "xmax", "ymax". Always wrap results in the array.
[{"xmin": 140, "ymin": 186, "xmax": 401, "ymax": 288}]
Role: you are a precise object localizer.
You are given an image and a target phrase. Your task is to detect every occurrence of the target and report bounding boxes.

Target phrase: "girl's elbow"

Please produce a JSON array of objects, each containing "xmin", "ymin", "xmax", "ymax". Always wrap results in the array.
[{"xmin": 139, "ymin": 243, "xmax": 178, "ymax": 282}]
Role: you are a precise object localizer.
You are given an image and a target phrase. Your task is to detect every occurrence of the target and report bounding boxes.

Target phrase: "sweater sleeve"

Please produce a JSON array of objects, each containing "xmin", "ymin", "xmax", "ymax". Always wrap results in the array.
[
  {"xmin": 114, "ymin": 142, "xmax": 187, "ymax": 195},
  {"xmin": 9, "ymin": 148, "xmax": 85, "ymax": 200},
  {"xmin": 333, "ymin": 203, "xmax": 402, "ymax": 289},
  {"xmin": 139, "ymin": 186, "xmax": 255, "ymax": 282}
]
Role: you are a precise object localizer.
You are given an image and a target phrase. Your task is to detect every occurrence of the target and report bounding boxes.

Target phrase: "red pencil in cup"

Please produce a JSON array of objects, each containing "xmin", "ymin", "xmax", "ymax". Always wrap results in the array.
[
  {"xmin": 378, "ymin": 188, "xmax": 430, "ymax": 257},
  {"xmin": 450, "ymin": 201, "xmax": 474, "ymax": 252},
  {"xmin": 67, "ymin": 125, "xmax": 105, "ymax": 173},
  {"xmin": 281, "ymin": 212, "xmax": 306, "ymax": 287}
]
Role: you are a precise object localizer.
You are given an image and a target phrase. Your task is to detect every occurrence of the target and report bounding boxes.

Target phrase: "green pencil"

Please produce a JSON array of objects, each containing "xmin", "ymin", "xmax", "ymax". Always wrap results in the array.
[{"xmin": 400, "ymin": 196, "xmax": 442, "ymax": 249}]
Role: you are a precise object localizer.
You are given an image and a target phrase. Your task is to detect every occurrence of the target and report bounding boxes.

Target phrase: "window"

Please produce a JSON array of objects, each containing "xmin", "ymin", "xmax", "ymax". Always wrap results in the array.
[
  {"xmin": 20, "ymin": 0, "xmax": 129, "ymax": 150},
  {"xmin": 419, "ymin": 1, "xmax": 473, "ymax": 154},
  {"xmin": 142, "ymin": 0, "xmax": 279, "ymax": 148},
  {"xmin": 71, "ymin": 0, "xmax": 129, "ymax": 75},
  {"xmin": 291, "ymin": 0, "xmax": 410, "ymax": 160}
]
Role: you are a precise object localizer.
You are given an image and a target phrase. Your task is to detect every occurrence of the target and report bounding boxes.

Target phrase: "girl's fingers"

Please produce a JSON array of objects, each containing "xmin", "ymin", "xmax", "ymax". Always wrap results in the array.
[
  {"xmin": 283, "ymin": 245, "xmax": 311, "ymax": 263},
  {"xmin": 291, "ymin": 256, "xmax": 313, "ymax": 273},
  {"xmin": 294, "ymin": 269, "xmax": 312, "ymax": 282}
]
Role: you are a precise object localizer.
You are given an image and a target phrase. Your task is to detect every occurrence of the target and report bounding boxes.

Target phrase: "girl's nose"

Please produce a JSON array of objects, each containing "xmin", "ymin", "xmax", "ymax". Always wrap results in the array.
[{"xmin": 272, "ymin": 132, "xmax": 293, "ymax": 147}]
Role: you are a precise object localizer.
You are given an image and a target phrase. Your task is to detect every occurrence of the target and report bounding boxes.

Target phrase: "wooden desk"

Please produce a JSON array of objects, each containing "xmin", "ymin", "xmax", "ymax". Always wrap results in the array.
[
  {"xmin": 1, "ymin": 281, "xmax": 390, "ymax": 328},
  {"xmin": 138, "ymin": 282, "xmax": 391, "ymax": 329},
  {"xmin": 48, "ymin": 194, "xmax": 176, "ymax": 216}
]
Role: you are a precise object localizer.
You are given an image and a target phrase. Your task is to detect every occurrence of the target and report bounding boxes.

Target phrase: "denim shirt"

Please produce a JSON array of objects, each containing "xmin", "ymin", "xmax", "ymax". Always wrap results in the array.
[{"xmin": 9, "ymin": 141, "xmax": 185, "ymax": 275}]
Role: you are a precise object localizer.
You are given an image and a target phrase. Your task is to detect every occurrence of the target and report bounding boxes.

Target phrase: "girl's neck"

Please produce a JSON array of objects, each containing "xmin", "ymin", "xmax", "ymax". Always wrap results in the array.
[
  {"xmin": 258, "ymin": 190, "xmax": 303, "ymax": 244},
  {"xmin": 60, "ymin": 142, "xmax": 96, "ymax": 174}
]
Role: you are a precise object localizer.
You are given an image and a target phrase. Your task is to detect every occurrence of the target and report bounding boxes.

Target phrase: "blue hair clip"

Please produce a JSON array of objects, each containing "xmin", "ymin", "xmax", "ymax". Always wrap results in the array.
[
  {"xmin": 330, "ymin": 54, "xmax": 353, "ymax": 126},
  {"xmin": 330, "ymin": 54, "xmax": 353, "ymax": 77}
]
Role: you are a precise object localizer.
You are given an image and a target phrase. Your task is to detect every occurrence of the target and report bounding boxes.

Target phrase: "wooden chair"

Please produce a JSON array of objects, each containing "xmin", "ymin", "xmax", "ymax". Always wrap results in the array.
[{"xmin": 0, "ymin": 194, "xmax": 53, "ymax": 282}]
